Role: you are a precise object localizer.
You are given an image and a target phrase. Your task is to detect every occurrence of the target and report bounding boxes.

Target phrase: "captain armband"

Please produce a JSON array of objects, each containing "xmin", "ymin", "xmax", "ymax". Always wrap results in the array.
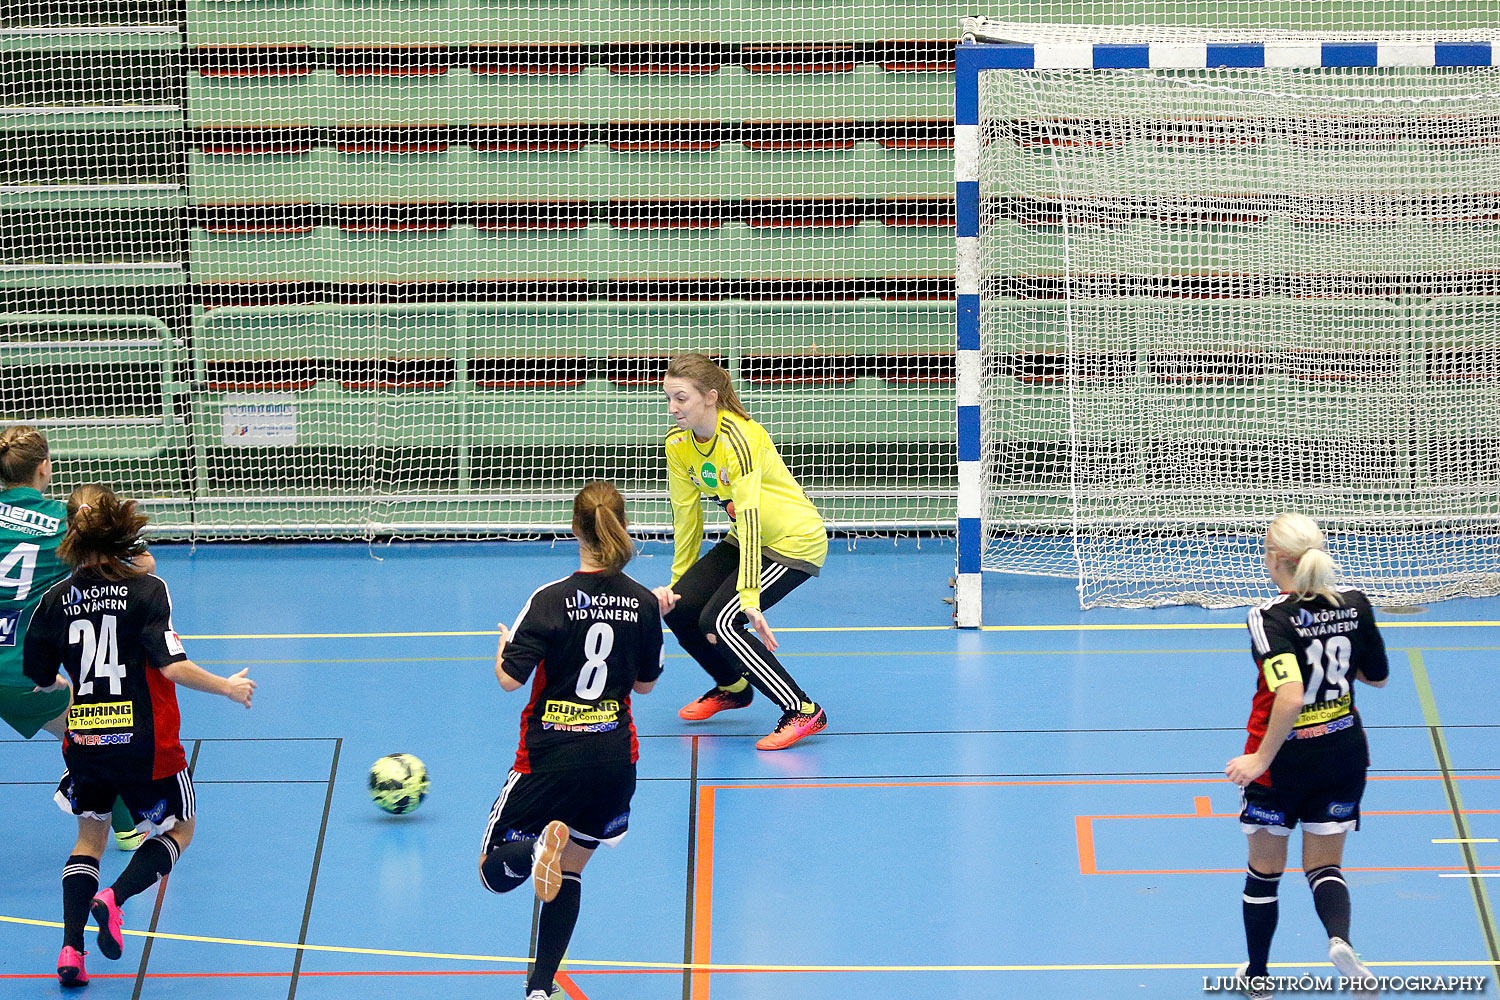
[{"xmin": 1261, "ymin": 652, "xmax": 1300, "ymax": 692}]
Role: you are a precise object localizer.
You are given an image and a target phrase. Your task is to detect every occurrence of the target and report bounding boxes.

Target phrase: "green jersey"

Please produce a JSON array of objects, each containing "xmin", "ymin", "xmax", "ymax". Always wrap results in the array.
[{"xmin": 0, "ymin": 486, "xmax": 68, "ymax": 687}]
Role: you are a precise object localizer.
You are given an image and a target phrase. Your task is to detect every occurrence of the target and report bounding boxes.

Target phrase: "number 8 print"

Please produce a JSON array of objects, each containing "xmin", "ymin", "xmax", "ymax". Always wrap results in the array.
[{"xmin": 575, "ymin": 621, "xmax": 614, "ymax": 700}]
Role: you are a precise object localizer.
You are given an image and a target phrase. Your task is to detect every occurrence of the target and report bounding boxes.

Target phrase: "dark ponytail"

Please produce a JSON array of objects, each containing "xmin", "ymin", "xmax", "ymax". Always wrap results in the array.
[
  {"xmin": 571, "ymin": 481, "xmax": 633, "ymax": 574},
  {"xmin": 59, "ymin": 484, "xmax": 148, "ymax": 580}
]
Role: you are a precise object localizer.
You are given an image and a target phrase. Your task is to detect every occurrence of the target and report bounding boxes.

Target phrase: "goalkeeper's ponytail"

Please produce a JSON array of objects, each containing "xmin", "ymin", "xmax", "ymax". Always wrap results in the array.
[{"xmin": 666, "ymin": 354, "xmax": 750, "ymax": 420}]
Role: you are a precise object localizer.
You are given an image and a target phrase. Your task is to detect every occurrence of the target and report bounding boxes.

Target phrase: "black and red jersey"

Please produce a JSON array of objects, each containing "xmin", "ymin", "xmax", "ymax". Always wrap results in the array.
[
  {"xmin": 1243, "ymin": 588, "xmax": 1389, "ymax": 784},
  {"xmin": 501, "ymin": 569, "xmax": 663, "ymax": 773},
  {"xmin": 22, "ymin": 569, "xmax": 189, "ymax": 782}
]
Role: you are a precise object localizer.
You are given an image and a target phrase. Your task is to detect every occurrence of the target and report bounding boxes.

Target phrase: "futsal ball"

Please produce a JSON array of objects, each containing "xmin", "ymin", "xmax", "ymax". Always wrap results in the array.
[{"xmin": 369, "ymin": 753, "xmax": 429, "ymax": 815}]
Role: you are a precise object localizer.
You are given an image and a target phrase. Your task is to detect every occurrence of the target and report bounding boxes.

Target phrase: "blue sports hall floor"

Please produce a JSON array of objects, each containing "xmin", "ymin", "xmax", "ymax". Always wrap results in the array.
[{"xmin": 4, "ymin": 536, "xmax": 1499, "ymax": 999}]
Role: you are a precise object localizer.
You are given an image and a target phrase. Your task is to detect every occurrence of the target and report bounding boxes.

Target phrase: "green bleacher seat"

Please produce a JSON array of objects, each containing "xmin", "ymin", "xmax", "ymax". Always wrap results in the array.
[
  {"xmin": 0, "ymin": 314, "xmax": 182, "ymax": 459},
  {"xmin": 189, "ymin": 140, "xmax": 952, "ymax": 203},
  {"xmin": 187, "ymin": 0, "xmax": 325, "ymax": 47},
  {"xmin": 190, "ymin": 65, "xmax": 950, "ymax": 127}
]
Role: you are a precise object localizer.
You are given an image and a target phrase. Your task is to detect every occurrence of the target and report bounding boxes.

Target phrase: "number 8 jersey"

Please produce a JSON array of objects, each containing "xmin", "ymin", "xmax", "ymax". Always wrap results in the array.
[
  {"xmin": 22, "ymin": 569, "xmax": 190, "ymax": 782},
  {"xmin": 1243, "ymin": 587, "xmax": 1390, "ymax": 782},
  {"xmin": 500, "ymin": 569, "xmax": 664, "ymax": 773}
]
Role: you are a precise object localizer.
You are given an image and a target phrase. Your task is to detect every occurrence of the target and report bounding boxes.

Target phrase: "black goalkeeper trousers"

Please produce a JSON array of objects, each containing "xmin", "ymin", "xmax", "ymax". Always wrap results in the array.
[{"xmin": 663, "ymin": 540, "xmax": 813, "ymax": 712}]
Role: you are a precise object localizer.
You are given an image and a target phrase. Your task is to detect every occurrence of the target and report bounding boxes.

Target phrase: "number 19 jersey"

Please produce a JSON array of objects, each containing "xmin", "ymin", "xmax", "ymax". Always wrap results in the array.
[
  {"xmin": 500, "ymin": 569, "xmax": 664, "ymax": 773},
  {"xmin": 1244, "ymin": 588, "xmax": 1390, "ymax": 782}
]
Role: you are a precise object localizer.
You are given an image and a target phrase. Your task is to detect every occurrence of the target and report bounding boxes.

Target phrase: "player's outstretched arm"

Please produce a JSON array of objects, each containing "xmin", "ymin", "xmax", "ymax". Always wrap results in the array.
[
  {"xmin": 161, "ymin": 660, "xmax": 256, "ymax": 707},
  {"xmin": 494, "ymin": 623, "xmax": 524, "ymax": 692}
]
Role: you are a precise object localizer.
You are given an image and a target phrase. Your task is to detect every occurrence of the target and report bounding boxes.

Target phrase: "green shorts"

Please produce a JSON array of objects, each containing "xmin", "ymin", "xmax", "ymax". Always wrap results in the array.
[{"xmin": 0, "ymin": 684, "xmax": 70, "ymax": 739}]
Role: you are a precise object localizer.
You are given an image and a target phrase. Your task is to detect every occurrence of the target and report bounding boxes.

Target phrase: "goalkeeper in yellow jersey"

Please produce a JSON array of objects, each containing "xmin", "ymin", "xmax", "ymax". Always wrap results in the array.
[{"xmin": 653, "ymin": 354, "xmax": 827, "ymax": 751}]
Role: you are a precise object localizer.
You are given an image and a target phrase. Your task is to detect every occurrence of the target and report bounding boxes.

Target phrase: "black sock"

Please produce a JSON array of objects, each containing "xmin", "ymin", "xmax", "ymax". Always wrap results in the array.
[
  {"xmin": 111, "ymin": 834, "xmax": 178, "ymax": 904},
  {"xmin": 526, "ymin": 871, "xmax": 581, "ymax": 995},
  {"xmin": 1306, "ymin": 864, "xmax": 1352, "ymax": 942},
  {"xmin": 62, "ymin": 855, "xmax": 100, "ymax": 951},
  {"xmin": 1242, "ymin": 865, "xmax": 1281, "ymax": 979},
  {"xmin": 479, "ymin": 840, "xmax": 533, "ymax": 894}
]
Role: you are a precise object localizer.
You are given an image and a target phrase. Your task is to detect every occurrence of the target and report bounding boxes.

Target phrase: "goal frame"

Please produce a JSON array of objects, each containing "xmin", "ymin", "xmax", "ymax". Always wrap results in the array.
[{"xmin": 952, "ymin": 37, "xmax": 1499, "ymax": 627}]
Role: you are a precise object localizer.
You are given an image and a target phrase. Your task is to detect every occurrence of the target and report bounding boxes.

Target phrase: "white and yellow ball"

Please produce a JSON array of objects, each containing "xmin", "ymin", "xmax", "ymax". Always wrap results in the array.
[{"xmin": 369, "ymin": 753, "xmax": 429, "ymax": 815}]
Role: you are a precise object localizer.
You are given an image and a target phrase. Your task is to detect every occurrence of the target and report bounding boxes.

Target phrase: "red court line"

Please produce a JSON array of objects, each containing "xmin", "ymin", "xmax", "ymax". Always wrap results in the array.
[
  {"xmin": 0, "ymin": 970, "xmax": 772, "ymax": 981},
  {"xmin": 554, "ymin": 971, "xmax": 591, "ymax": 998}
]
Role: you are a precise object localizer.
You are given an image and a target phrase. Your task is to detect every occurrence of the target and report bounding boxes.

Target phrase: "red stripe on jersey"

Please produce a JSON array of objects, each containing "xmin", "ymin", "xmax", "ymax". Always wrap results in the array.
[
  {"xmin": 145, "ymin": 666, "xmax": 187, "ymax": 781},
  {"xmin": 626, "ymin": 693, "xmax": 639, "ymax": 764},
  {"xmin": 513, "ymin": 659, "xmax": 545, "ymax": 774},
  {"xmin": 1243, "ymin": 672, "xmax": 1275, "ymax": 787}
]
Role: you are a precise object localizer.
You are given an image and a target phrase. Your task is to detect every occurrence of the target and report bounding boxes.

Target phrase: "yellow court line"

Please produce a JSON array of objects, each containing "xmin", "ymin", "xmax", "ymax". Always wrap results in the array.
[
  {"xmin": 1436, "ymin": 839, "xmax": 1500, "ymax": 844},
  {"xmin": 178, "ymin": 620, "xmax": 1500, "ymax": 640},
  {"xmin": 0, "ymin": 915, "xmax": 1490, "ymax": 974}
]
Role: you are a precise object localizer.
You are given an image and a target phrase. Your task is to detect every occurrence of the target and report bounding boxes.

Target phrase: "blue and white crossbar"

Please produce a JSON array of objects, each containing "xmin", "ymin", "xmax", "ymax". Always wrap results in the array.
[
  {"xmin": 956, "ymin": 41, "xmax": 1496, "ymax": 128},
  {"xmin": 950, "ymin": 39, "xmax": 1497, "ymax": 626}
]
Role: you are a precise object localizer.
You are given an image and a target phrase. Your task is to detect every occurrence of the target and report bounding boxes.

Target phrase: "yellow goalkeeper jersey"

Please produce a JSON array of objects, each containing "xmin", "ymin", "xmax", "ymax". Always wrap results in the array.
[{"xmin": 665, "ymin": 411, "xmax": 827, "ymax": 610}]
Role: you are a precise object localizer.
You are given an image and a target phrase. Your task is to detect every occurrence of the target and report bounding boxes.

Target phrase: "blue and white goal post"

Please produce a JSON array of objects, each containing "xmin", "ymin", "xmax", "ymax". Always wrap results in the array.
[{"xmin": 952, "ymin": 30, "xmax": 1500, "ymax": 627}]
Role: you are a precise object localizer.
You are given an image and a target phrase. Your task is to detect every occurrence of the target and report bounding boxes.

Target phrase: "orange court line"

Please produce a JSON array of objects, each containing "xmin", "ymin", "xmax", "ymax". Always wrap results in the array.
[
  {"xmin": 1076, "ymin": 807, "xmax": 1500, "ymax": 876},
  {"xmin": 693, "ymin": 783, "xmax": 717, "ymax": 1000},
  {"xmin": 691, "ymin": 775, "xmax": 1500, "ymax": 999}
]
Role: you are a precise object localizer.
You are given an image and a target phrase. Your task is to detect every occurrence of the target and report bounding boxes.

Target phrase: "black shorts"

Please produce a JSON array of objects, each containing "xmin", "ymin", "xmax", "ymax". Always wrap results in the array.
[
  {"xmin": 481, "ymin": 763, "xmax": 635, "ymax": 852},
  {"xmin": 1240, "ymin": 752, "xmax": 1366, "ymax": 836},
  {"xmin": 55, "ymin": 767, "xmax": 195, "ymax": 836}
]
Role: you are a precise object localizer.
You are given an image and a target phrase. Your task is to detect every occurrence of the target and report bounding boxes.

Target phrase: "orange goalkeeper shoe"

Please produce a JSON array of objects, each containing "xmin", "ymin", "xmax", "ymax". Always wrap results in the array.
[
  {"xmin": 678, "ymin": 684, "xmax": 753, "ymax": 721},
  {"xmin": 755, "ymin": 705, "xmax": 827, "ymax": 751}
]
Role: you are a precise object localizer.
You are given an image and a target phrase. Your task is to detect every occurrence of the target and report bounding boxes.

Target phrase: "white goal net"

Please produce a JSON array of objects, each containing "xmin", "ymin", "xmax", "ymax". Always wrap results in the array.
[{"xmin": 966, "ymin": 42, "xmax": 1500, "ymax": 609}]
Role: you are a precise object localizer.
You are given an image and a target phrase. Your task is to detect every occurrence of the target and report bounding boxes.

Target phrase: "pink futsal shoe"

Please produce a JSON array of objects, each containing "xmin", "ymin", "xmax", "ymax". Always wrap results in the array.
[
  {"xmin": 57, "ymin": 945, "xmax": 88, "ymax": 987},
  {"xmin": 755, "ymin": 705, "xmax": 827, "ymax": 751},
  {"xmin": 90, "ymin": 887, "xmax": 124, "ymax": 960}
]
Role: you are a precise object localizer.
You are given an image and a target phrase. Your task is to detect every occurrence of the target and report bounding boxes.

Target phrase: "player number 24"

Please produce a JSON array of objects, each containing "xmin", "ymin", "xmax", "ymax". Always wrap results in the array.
[{"xmin": 69, "ymin": 614, "xmax": 126, "ymax": 697}]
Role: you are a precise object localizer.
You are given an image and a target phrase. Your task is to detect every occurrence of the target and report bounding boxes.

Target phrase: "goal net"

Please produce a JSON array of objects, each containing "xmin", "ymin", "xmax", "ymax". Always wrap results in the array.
[{"xmin": 956, "ymin": 37, "xmax": 1500, "ymax": 619}]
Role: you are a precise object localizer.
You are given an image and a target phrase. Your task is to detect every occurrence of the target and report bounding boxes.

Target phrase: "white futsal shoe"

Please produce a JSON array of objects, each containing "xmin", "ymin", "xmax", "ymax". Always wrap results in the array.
[
  {"xmin": 1234, "ymin": 963, "xmax": 1272, "ymax": 1000},
  {"xmin": 1328, "ymin": 937, "xmax": 1378, "ymax": 998},
  {"xmin": 531, "ymin": 820, "xmax": 569, "ymax": 902}
]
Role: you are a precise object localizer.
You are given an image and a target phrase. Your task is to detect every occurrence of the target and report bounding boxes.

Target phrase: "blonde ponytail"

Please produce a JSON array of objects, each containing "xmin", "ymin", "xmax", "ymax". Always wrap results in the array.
[
  {"xmin": 1266, "ymin": 512, "xmax": 1343, "ymax": 606},
  {"xmin": 0, "ymin": 425, "xmax": 49, "ymax": 487}
]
